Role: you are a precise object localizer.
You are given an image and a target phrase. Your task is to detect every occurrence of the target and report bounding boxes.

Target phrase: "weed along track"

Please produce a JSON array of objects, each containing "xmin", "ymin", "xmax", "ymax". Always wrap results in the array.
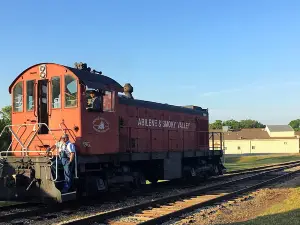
[{"xmin": 59, "ymin": 162, "xmax": 300, "ymax": 225}]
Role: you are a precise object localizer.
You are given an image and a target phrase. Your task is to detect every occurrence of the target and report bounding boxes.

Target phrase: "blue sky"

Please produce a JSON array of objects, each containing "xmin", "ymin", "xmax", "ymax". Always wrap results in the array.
[{"xmin": 0, "ymin": 0, "xmax": 299, "ymax": 124}]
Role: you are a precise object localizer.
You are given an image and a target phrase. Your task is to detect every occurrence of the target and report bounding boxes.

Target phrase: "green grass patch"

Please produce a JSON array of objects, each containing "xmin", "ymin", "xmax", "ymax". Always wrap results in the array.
[
  {"xmin": 224, "ymin": 154, "xmax": 300, "ymax": 172},
  {"xmin": 0, "ymin": 201, "xmax": 21, "ymax": 207},
  {"xmin": 231, "ymin": 187, "xmax": 300, "ymax": 225}
]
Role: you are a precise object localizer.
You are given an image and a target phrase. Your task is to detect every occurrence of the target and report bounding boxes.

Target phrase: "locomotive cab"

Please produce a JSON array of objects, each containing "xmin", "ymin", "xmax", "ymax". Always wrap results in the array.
[{"xmin": 0, "ymin": 62, "xmax": 123, "ymax": 202}]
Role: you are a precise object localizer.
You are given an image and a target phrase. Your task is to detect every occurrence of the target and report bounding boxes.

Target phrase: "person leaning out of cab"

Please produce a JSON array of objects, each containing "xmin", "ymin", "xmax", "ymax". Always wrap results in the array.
[{"xmin": 86, "ymin": 90, "xmax": 102, "ymax": 111}]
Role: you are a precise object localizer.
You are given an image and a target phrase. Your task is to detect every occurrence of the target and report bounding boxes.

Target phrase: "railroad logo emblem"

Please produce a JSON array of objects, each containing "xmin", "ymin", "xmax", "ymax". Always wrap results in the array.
[{"xmin": 93, "ymin": 117, "xmax": 110, "ymax": 133}]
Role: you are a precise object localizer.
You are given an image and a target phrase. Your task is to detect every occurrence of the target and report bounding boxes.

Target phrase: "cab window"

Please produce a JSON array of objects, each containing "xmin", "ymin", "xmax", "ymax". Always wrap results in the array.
[
  {"xmin": 13, "ymin": 81, "xmax": 23, "ymax": 112},
  {"xmin": 52, "ymin": 77, "xmax": 61, "ymax": 109},
  {"xmin": 85, "ymin": 89, "xmax": 115, "ymax": 112},
  {"xmin": 26, "ymin": 80, "xmax": 35, "ymax": 111},
  {"xmin": 103, "ymin": 91, "xmax": 114, "ymax": 111},
  {"xmin": 64, "ymin": 75, "xmax": 77, "ymax": 108}
]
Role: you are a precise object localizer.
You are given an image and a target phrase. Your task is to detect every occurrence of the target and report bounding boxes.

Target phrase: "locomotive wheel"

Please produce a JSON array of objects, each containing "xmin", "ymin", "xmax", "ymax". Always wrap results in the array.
[
  {"xmin": 132, "ymin": 172, "xmax": 145, "ymax": 189},
  {"xmin": 218, "ymin": 164, "xmax": 224, "ymax": 175},
  {"xmin": 212, "ymin": 164, "xmax": 220, "ymax": 176},
  {"xmin": 212, "ymin": 164, "xmax": 223, "ymax": 176}
]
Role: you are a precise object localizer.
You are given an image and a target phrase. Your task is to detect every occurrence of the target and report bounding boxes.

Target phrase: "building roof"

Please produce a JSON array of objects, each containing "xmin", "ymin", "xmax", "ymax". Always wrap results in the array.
[
  {"xmin": 211, "ymin": 128, "xmax": 298, "ymax": 140},
  {"xmin": 266, "ymin": 125, "xmax": 294, "ymax": 132}
]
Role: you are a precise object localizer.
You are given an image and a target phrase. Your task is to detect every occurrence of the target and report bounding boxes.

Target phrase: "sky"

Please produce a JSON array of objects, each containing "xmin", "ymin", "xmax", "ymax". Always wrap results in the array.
[{"xmin": 0, "ymin": 0, "xmax": 299, "ymax": 125}]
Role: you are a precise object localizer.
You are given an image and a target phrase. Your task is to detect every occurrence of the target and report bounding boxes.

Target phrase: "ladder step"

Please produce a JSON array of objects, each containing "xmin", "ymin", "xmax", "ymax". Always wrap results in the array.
[{"xmin": 61, "ymin": 191, "xmax": 77, "ymax": 202}]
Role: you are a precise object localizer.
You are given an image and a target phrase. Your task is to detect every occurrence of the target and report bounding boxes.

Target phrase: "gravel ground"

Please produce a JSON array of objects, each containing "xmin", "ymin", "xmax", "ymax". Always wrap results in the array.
[{"xmin": 163, "ymin": 174, "xmax": 300, "ymax": 225}]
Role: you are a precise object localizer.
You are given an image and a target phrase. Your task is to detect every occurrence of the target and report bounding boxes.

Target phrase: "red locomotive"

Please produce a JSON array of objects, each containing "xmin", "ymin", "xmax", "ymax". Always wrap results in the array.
[{"xmin": 0, "ymin": 62, "xmax": 225, "ymax": 202}]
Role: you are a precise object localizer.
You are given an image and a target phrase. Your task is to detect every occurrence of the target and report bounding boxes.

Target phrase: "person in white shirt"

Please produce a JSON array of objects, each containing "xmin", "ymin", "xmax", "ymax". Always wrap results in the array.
[{"xmin": 47, "ymin": 133, "xmax": 76, "ymax": 193}]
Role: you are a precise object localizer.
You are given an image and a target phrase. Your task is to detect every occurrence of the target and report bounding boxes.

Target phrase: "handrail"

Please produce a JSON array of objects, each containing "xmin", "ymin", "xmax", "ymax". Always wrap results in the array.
[
  {"xmin": 59, "ymin": 122, "xmax": 76, "ymax": 141},
  {"xmin": 0, "ymin": 123, "xmax": 58, "ymax": 156},
  {"xmin": 0, "ymin": 123, "xmax": 78, "ymax": 184},
  {"xmin": 5, "ymin": 125, "xmax": 26, "ymax": 156},
  {"xmin": 48, "ymin": 80, "xmax": 52, "ymax": 117},
  {"xmin": 33, "ymin": 82, "xmax": 38, "ymax": 117}
]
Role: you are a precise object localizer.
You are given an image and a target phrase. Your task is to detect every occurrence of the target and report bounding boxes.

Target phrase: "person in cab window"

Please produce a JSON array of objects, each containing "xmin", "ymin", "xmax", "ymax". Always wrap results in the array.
[{"xmin": 86, "ymin": 90, "xmax": 101, "ymax": 111}]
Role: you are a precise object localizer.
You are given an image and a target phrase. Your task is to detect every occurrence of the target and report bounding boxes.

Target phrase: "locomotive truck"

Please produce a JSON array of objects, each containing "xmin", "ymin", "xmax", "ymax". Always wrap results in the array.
[{"xmin": 0, "ymin": 62, "xmax": 225, "ymax": 203}]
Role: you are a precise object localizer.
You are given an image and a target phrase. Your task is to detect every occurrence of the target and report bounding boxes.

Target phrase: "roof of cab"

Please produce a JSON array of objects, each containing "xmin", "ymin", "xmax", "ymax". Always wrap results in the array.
[{"xmin": 8, "ymin": 63, "xmax": 123, "ymax": 93}]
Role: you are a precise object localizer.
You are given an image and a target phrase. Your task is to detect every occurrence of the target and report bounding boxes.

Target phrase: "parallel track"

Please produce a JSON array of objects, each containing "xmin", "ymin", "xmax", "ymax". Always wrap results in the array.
[
  {"xmin": 226, "ymin": 159, "xmax": 300, "ymax": 174},
  {"xmin": 1, "ymin": 160, "xmax": 300, "ymax": 224},
  {"xmin": 61, "ymin": 162, "xmax": 300, "ymax": 225}
]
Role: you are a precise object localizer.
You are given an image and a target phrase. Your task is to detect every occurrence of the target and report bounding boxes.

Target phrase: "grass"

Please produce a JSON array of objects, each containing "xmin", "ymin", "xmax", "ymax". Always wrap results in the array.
[
  {"xmin": 224, "ymin": 154, "xmax": 300, "ymax": 172},
  {"xmin": 0, "ymin": 201, "xmax": 21, "ymax": 207},
  {"xmin": 231, "ymin": 187, "xmax": 300, "ymax": 225}
]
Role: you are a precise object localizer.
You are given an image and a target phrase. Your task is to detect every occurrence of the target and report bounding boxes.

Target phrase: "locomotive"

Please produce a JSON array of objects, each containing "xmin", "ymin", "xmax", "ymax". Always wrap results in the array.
[{"xmin": 0, "ymin": 62, "xmax": 225, "ymax": 203}]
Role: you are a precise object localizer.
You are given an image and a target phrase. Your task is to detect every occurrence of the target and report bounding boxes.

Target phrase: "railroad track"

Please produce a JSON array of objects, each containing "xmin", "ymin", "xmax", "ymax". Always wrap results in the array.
[
  {"xmin": 60, "ymin": 162, "xmax": 300, "ymax": 225},
  {"xmin": 1, "ymin": 160, "xmax": 300, "ymax": 225},
  {"xmin": 0, "ymin": 202, "xmax": 38, "ymax": 212},
  {"xmin": 226, "ymin": 159, "xmax": 300, "ymax": 174}
]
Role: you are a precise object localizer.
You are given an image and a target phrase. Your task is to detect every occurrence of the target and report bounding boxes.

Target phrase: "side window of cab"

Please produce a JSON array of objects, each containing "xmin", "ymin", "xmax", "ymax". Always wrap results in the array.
[
  {"xmin": 103, "ymin": 91, "xmax": 114, "ymax": 112},
  {"xmin": 64, "ymin": 75, "xmax": 78, "ymax": 108},
  {"xmin": 13, "ymin": 81, "xmax": 23, "ymax": 112}
]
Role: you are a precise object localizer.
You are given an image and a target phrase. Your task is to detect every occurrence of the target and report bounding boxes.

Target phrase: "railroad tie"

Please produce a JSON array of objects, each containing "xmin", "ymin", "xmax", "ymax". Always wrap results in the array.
[{"xmin": 108, "ymin": 221, "xmax": 137, "ymax": 225}]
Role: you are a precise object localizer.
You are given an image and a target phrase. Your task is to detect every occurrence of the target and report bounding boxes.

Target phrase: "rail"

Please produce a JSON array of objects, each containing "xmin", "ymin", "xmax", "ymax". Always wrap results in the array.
[
  {"xmin": 59, "ymin": 122, "xmax": 76, "ymax": 143},
  {"xmin": 0, "ymin": 123, "xmax": 58, "ymax": 155}
]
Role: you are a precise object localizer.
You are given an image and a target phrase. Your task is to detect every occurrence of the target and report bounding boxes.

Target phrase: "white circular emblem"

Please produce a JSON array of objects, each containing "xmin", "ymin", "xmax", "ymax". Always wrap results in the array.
[{"xmin": 92, "ymin": 117, "xmax": 110, "ymax": 133}]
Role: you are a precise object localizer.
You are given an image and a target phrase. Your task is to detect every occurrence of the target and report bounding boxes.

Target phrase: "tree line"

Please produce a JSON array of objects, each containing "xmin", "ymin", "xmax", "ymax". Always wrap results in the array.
[
  {"xmin": 0, "ymin": 105, "xmax": 11, "ymax": 151},
  {"xmin": 209, "ymin": 119, "xmax": 265, "ymax": 130},
  {"xmin": 210, "ymin": 118, "xmax": 300, "ymax": 131}
]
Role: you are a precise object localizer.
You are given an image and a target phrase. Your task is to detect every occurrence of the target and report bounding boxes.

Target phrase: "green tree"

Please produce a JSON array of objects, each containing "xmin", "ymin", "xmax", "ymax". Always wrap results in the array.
[
  {"xmin": 222, "ymin": 119, "xmax": 240, "ymax": 130},
  {"xmin": 0, "ymin": 105, "xmax": 11, "ymax": 123},
  {"xmin": 239, "ymin": 119, "xmax": 265, "ymax": 129},
  {"xmin": 209, "ymin": 120, "xmax": 223, "ymax": 129},
  {"xmin": 289, "ymin": 119, "xmax": 300, "ymax": 131},
  {"xmin": 210, "ymin": 119, "xmax": 265, "ymax": 130},
  {"xmin": 0, "ymin": 106, "xmax": 12, "ymax": 151}
]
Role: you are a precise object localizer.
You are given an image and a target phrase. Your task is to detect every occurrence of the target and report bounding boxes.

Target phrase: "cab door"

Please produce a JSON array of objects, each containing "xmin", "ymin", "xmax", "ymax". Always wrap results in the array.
[{"xmin": 37, "ymin": 79, "xmax": 49, "ymax": 134}]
